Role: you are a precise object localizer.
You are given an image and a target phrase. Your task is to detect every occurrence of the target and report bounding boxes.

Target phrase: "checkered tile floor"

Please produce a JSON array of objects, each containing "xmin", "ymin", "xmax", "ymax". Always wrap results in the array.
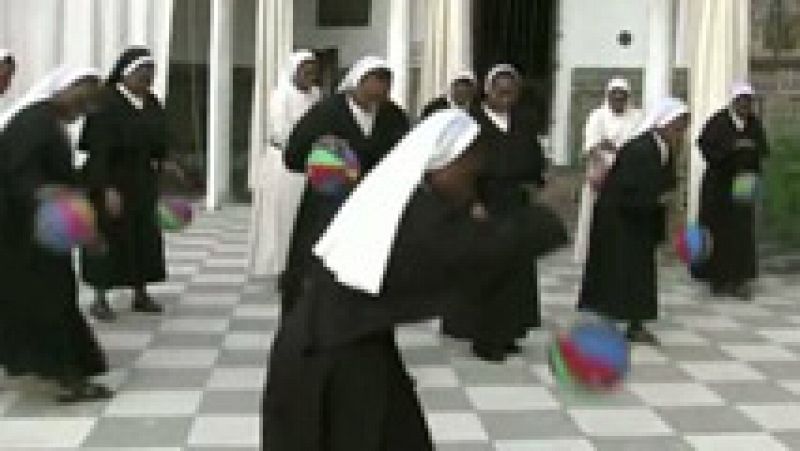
[{"xmin": 2, "ymin": 205, "xmax": 800, "ymax": 450}]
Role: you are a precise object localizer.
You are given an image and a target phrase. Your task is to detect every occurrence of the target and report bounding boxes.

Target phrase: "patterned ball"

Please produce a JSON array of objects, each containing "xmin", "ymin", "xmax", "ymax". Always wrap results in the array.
[
  {"xmin": 306, "ymin": 136, "xmax": 360, "ymax": 197},
  {"xmin": 35, "ymin": 190, "xmax": 98, "ymax": 254},
  {"xmin": 549, "ymin": 321, "xmax": 629, "ymax": 391},
  {"xmin": 673, "ymin": 224, "xmax": 712, "ymax": 267},
  {"xmin": 732, "ymin": 173, "xmax": 760, "ymax": 203},
  {"xmin": 158, "ymin": 197, "xmax": 193, "ymax": 231}
]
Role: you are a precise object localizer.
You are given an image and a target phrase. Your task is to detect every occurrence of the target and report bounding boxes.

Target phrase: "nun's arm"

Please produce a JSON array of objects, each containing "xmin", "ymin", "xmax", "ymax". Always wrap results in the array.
[
  {"xmin": 698, "ymin": 114, "xmax": 734, "ymax": 168},
  {"xmin": 284, "ymin": 101, "xmax": 329, "ymax": 172},
  {"xmin": 79, "ymin": 110, "xmax": 118, "ymax": 190}
]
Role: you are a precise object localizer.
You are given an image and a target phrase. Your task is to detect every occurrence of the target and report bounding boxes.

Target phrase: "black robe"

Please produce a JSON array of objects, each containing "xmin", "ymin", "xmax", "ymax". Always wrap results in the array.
[
  {"xmin": 262, "ymin": 187, "xmax": 567, "ymax": 451},
  {"xmin": 578, "ymin": 132, "xmax": 676, "ymax": 322},
  {"xmin": 79, "ymin": 87, "xmax": 167, "ymax": 289},
  {"xmin": 0, "ymin": 102, "xmax": 107, "ymax": 380},
  {"xmin": 280, "ymin": 93, "xmax": 409, "ymax": 316},
  {"xmin": 442, "ymin": 106, "xmax": 547, "ymax": 346},
  {"xmin": 697, "ymin": 110, "xmax": 768, "ymax": 287},
  {"xmin": 419, "ymin": 96, "xmax": 450, "ymax": 120}
]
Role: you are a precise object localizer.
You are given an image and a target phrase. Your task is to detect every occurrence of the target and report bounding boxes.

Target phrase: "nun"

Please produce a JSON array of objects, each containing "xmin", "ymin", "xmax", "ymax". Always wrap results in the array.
[
  {"xmin": 0, "ymin": 49, "xmax": 16, "ymax": 95},
  {"xmin": 280, "ymin": 56, "xmax": 410, "ymax": 317},
  {"xmin": 0, "ymin": 67, "xmax": 112, "ymax": 402},
  {"xmin": 698, "ymin": 82, "xmax": 769, "ymax": 299},
  {"xmin": 262, "ymin": 110, "xmax": 567, "ymax": 450},
  {"xmin": 574, "ymin": 77, "xmax": 642, "ymax": 264},
  {"xmin": 80, "ymin": 48, "xmax": 171, "ymax": 321},
  {"xmin": 248, "ymin": 50, "xmax": 321, "ymax": 276},
  {"xmin": 419, "ymin": 69, "xmax": 477, "ymax": 119},
  {"xmin": 578, "ymin": 98, "xmax": 689, "ymax": 344},
  {"xmin": 442, "ymin": 64, "xmax": 547, "ymax": 362}
]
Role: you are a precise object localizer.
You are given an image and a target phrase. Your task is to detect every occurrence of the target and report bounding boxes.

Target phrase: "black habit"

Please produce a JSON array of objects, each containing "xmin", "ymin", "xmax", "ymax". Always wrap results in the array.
[
  {"xmin": 442, "ymin": 106, "xmax": 547, "ymax": 347},
  {"xmin": 697, "ymin": 110, "xmax": 768, "ymax": 289},
  {"xmin": 79, "ymin": 86, "xmax": 167, "ymax": 289},
  {"xmin": 280, "ymin": 93, "xmax": 410, "ymax": 316},
  {"xmin": 578, "ymin": 132, "xmax": 676, "ymax": 322},
  {"xmin": 262, "ymin": 187, "xmax": 567, "ymax": 451},
  {"xmin": 0, "ymin": 102, "xmax": 107, "ymax": 380}
]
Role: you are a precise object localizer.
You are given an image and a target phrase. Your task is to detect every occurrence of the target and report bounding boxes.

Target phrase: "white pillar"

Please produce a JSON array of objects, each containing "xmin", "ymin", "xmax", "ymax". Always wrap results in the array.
[
  {"xmin": 128, "ymin": 0, "xmax": 149, "ymax": 47},
  {"xmin": 207, "ymin": 0, "xmax": 232, "ymax": 210},
  {"xmin": 62, "ymin": 0, "xmax": 96, "ymax": 68},
  {"xmin": 98, "ymin": 0, "xmax": 127, "ymax": 74},
  {"xmin": 644, "ymin": 0, "xmax": 675, "ymax": 111},
  {"xmin": 150, "ymin": 0, "xmax": 174, "ymax": 99},
  {"xmin": 387, "ymin": 0, "xmax": 411, "ymax": 108},
  {"xmin": 448, "ymin": 0, "xmax": 472, "ymax": 73}
]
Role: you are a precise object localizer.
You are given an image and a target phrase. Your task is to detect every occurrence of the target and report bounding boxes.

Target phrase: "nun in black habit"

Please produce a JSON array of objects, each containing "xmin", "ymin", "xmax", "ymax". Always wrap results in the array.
[
  {"xmin": 697, "ymin": 82, "xmax": 768, "ymax": 299},
  {"xmin": 419, "ymin": 69, "xmax": 477, "ymax": 119},
  {"xmin": 262, "ymin": 110, "xmax": 567, "ymax": 450},
  {"xmin": 280, "ymin": 56, "xmax": 410, "ymax": 318},
  {"xmin": 0, "ymin": 67, "xmax": 111, "ymax": 402},
  {"xmin": 578, "ymin": 98, "xmax": 689, "ymax": 344},
  {"xmin": 442, "ymin": 64, "xmax": 547, "ymax": 362},
  {"xmin": 80, "ymin": 48, "xmax": 172, "ymax": 321}
]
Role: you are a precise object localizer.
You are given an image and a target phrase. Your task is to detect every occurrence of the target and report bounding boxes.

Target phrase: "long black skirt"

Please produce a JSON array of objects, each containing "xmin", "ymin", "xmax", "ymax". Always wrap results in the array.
[
  {"xmin": 262, "ymin": 330, "xmax": 433, "ymax": 451},
  {"xmin": 0, "ymin": 247, "xmax": 107, "ymax": 380}
]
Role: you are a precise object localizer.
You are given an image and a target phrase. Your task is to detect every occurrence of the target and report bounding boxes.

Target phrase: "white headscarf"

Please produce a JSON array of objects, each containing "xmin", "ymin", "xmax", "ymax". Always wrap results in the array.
[
  {"xmin": 484, "ymin": 64, "xmax": 520, "ymax": 94},
  {"xmin": 337, "ymin": 56, "xmax": 391, "ymax": 92},
  {"xmin": 0, "ymin": 66, "xmax": 99, "ymax": 131},
  {"xmin": 313, "ymin": 109, "xmax": 480, "ymax": 295},
  {"xmin": 583, "ymin": 77, "xmax": 641, "ymax": 151},
  {"xmin": 446, "ymin": 69, "xmax": 477, "ymax": 106},
  {"xmin": 635, "ymin": 97, "xmax": 689, "ymax": 136},
  {"xmin": 730, "ymin": 82, "xmax": 755, "ymax": 101},
  {"xmin": 281, "ymin": 50, "xmax": 316, "ymax": 91}
]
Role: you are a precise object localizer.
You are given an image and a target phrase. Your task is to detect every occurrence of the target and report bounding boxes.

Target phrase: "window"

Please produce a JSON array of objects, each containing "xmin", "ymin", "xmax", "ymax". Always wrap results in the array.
[{"xmin": 317, "ymin": 0, "xmax": 372, "ymax": 27}]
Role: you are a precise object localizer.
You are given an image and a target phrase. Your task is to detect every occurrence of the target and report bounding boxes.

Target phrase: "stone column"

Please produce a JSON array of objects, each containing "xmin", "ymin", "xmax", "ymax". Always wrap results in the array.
[
  {"xmin": 387, "ymin": 0, "xmax": 411, "ymax": 108},
  {"xmin": 207, "ymin": 0, "xmax": 232, "ymax": 210},
  {"xmin": 644, "ymin": 0, "xmax": 675, "ymax": 111}
]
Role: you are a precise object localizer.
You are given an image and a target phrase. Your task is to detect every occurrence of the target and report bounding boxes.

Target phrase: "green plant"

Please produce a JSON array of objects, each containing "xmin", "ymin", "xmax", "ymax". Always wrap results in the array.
[{"xmin": 762, "ymin": 122, "xmax": 800, "ymax": 247}]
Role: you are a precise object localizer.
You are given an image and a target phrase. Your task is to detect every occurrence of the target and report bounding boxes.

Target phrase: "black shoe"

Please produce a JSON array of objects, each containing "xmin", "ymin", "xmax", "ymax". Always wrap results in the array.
[
  {"xmin": 472, "ymin": 343, "xmax": 507, "ymax": 363},
  {"xmin": 57, "ymin": 381, "xmax": 114, "ymax": 403},
  {"xmin": 731, "ymin": 284, "xmax": 752, "ymax": 301},
  {"xmin": 89, "ymin": 301, "xmax": 116, "ymax": 322},
  {"xmin": 505, "ymin": 343, "xmax": 523, "ymax": 354},
  {"xmin": 625, "ymin": 327, "xmax": 659, "ymax": 345},
  {"xmin": 133, "ymin": 294, "xmax": 163, "ymax": 314}
]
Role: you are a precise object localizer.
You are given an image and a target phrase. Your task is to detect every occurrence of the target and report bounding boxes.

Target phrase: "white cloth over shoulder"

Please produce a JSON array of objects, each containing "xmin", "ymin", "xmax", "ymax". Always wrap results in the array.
[
  {"xmin": 0, "ymin": 66, "xmax": 99, "ymax": 131},
  {"xmin": 248, "ymin": 51, "xmax": 321, "ymax": 276},
  {"xmin": 313, "ymin": 109, "xmax": 480, "ymax": 296}
]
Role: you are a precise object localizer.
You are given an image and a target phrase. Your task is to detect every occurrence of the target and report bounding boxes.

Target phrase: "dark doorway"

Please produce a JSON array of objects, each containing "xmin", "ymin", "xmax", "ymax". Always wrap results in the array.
[{"xmin": 473, "ymin": 0, "xmax": 558, "ymax": 133}]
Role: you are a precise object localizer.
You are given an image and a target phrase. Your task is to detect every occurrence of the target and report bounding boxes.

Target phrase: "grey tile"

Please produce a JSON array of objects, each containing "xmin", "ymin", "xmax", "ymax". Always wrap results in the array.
[
  {"xmin": 418, "ymin": 387, "xmax": 473, "ymax": 411},
  {"xmin": 627, "ymin": 364, "xmax": 694, "ymax": 383},
  {"xmin": 123, "ymin": 367, "xmax": 212, "ymax": 390},
  {"xmin": 657, "ymin": 406, "xmax": 763, "ymax": 433},
  {"xmin": 751, "ymin": 362, "xmax": 800, "ymax": 380},
  {"xmin": 215, "ymin": 350, "xmax": 270, "ymax": 367},
  {"xmin": 592, "ymin": 437, "xmax": 690, "ymax": 451},
  {"xmin": 198, "ymin": 390, "xmax": 262, "ymax": 414},
  {"xmin": 150, "ymin": 333, "xmax": 227, "ymax": 349},
  {"xmin": 706, "ymin": 381, "xmax": 800, "ymax": 403},
  {"xmin": 82, "ymin": 417, "xmax": 193, "ymax": 447},
  {"xmin": 479, "ymin": 411, "xmax": 583, "ymax": 439}
]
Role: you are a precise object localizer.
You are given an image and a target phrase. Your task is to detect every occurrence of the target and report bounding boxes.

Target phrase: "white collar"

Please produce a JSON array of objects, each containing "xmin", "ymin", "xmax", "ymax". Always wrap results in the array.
[
  {"xmin": 116, "ymin": 83, "xmax": 145, "ymax": 110},
  {"xmin": 483, "ymin": 104, "xmax": 509, "ymax": 133},
  {"xmin": 347, "ymin": 96, "xmax": 376, "ymax": 137},
  {"xmin": 652, "ymin": 131, "xmax": 669, "ymax": 165},
  {"xmin": 728, "ymin": 108, "xmax": 746, "ymax": 132}
]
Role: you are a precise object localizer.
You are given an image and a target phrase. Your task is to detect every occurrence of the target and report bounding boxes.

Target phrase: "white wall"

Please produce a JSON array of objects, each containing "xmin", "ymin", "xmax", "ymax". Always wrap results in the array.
[
  {"xmin": 550, "ymin": 0, "xmax": 650, "ymax": 164},
  {"xmin": 293, "ymin": 0, "xmax": 390, "ymax": 68}
]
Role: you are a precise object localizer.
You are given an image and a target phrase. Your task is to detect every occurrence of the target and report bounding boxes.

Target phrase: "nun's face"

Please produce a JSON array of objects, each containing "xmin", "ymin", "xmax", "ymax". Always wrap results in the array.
[
  {"xmin": 0, "ymin": 60, "xmax": 16, "ymax": 95},
  {"xmin": 608, "ymin": 89, "xmax": 629, "ymax": 114},
  {"xmin": 732, "ymin": 94, "xmax": 754, "ymax": 119},
  {"xmin": 124, "ymin": 64, "xmax": 155, "ymax": 95},
  {"xmin": 486, "ymin": 74, "xmax": 519, "ymax": 113},
  {"xmin": 356, "ymin": 69, "xmax": 392, "ymax": 106},
  {"xmin": 451, "ymin": 79, "xmax": 476, "ymax": 108},
  {"xmin": 661, "ymin": 113, "xmax": 690, "ymax": 151},
  {"xmin": 294, "ymin": 60, "xmax": 319, "ymax": 91},
  {"xmin": 54, "ymin": 77, "xmax": 101, "ymax": 122}
]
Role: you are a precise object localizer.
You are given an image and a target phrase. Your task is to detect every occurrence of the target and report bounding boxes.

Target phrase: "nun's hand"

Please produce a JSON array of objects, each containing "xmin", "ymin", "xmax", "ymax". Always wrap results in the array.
[
  {"xmin": 471, "ymin": 202, "xmax": 489, "ymax": 221},
  {"xmin": 105, "ymin": 188, "xmax": 123, "ymax": 218},
  {"xmin": 161, "ymin": 160, "xmax": 187, "ymax": 183}
]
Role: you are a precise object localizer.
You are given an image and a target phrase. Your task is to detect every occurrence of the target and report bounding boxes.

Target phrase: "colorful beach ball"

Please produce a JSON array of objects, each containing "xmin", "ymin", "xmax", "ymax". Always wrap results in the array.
[
  {"xmin": 35, "ymin": 190, "xmax": 99, "ymax": 254},
  {"xmin": 306, "ymin": 136, "xmax": 360, "ymax": 197},
  {"xmin": 548, "ymin": 321, "xmax": 629, "ymax": 391},
  {"xmin": 732, "ymin": 173, "xmax": 760, "ymax": 203},
  {"xmin": 158, "ymin": 197, "xmax": 193, "ymax": 231},
  {"xmin": 673, "ymin": 224, "xmax": 713, "ymax": 267}
]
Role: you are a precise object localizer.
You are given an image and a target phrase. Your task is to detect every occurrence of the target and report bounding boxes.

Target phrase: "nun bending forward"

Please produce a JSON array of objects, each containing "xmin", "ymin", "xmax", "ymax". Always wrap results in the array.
[
  {"xmin": 578, "ymin": 98, "xmax": 690, "ymax": 344},
  {"xmin": 262, "ymin": 110, "xmax": 567, "ymax": 450},
  {"xmin": 0, "ymin": 68, "xmax": 112, "ymax": 402}
]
